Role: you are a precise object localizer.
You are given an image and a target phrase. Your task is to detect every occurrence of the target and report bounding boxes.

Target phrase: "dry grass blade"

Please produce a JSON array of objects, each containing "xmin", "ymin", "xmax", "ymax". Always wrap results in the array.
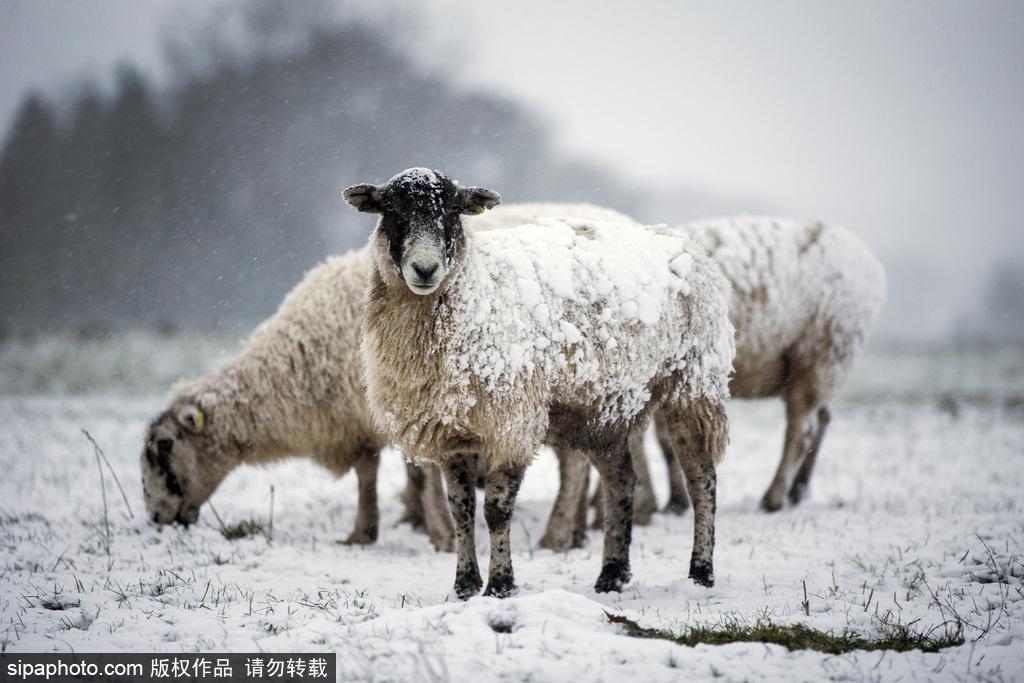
[
  {"xmin": 91, "ymin": 434, "xmax": 111, "ymax": 556},
  {"xmin": 206, "ymin": 500, "xmax": 230, "ymax": 536},
  {"xmin": 82, "ymin": 428, "xmax": 134, "ymax": 520}
]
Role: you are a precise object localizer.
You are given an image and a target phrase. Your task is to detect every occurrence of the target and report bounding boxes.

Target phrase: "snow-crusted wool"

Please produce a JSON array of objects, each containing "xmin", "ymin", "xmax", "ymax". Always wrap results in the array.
[
  {"xmin": 684, "ymin": 215, "xmax": 886, "ymax": 510},
  {"xmin": 687, "ymin": 215, "xmax": 885, "ymax": 400},
  {"xmin": 467, "ymin": 202, "xmax": 635, "ymax": 232},
  {"xmin": 355, "ymin": 169, "xmax": 734, "ymax": 598},
  {"xmin": 541, "ymin": 214, "xmax": 887, "ymax": 549},
  {"xmin": 364, "ymin": 219, "xmax": 733, "ymax": 463}
]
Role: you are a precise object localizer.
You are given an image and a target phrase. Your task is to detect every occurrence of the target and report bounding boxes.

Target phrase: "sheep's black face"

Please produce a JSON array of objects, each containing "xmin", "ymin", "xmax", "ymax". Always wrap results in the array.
[
  {"xmin": 140, "ymin": 404, "xmax": 220, "ymax": 526},
  {"xmin": 344, "ymin": 168, "xmax": 500, "ymax": 295}
]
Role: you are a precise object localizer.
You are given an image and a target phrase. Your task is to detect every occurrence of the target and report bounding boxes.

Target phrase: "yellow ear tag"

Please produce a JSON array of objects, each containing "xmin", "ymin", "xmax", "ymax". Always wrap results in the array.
[
  {"xmin": 468, "ymin": 202, "xmax": 486, "ymax": 214},
  {"xmin": 195, "ymin": 409, "xmax": 206, "ymax": 432}
]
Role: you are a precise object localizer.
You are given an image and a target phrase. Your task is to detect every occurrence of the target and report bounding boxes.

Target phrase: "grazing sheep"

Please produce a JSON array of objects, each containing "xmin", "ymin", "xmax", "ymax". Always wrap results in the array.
[
  {"xmin": 140, "ymin": 247, "xmax": 455, "ymax": 550},
  {"xmin": 542, "ymin": 214, "xmax": 886, "ymax": 550},
  {"xmin": 346, "ymin": 167, "xmax": 734, "ymax": 598}
]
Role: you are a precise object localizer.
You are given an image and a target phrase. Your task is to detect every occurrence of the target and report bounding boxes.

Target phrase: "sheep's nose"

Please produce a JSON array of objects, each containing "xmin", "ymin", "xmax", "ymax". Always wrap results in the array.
[{"xmin": 412, "ymin": 262, "xmax": 438, "ymax": 281}]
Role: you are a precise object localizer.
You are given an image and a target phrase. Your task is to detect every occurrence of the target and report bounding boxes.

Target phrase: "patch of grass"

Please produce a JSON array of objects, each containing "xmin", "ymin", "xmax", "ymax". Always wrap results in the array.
[
  {"xmin": 40, "ymin": 597, "xmax": 80, "ymax": 611},
  {"xmin": 606, "ymin": 612, "xmax": 963, "ymax": 655},
  {"xmin": 220, "ymin": 519, "xmax": 265, "ymax": 541},
  {"xmin": 208, "ymin": 497, "xmax": 273, "ymax": 544}
]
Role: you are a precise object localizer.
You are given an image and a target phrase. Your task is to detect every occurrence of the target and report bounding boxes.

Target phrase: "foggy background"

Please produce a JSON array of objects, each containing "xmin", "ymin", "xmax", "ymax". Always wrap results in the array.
[{"xmin": 1, "ymin": 0, "xmax": 1022, "ymax": 341}]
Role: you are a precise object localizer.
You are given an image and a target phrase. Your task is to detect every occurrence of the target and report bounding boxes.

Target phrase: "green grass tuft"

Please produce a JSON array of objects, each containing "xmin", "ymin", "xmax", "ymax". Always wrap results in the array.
[{"xmin": 606, "ymin": 612, "xmax": 963, "ymax": 654}]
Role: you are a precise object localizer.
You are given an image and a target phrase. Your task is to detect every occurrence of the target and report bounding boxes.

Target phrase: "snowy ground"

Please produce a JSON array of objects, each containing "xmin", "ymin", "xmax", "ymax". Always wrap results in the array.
[{"xmin": 1, "ymin": 330, "xmax": 1022, "ymax": 681}]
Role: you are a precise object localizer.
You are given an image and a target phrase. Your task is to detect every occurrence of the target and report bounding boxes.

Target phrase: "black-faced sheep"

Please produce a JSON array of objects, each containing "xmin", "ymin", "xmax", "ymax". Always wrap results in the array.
[
  {"xmin": 139, "ymin": 202, "xmax": 641, "ymax": 551},
  {"xmin": 140, "ymin": 248, "xmax": 454, "ymax": 550},
  {"xmin": 346, "ymin": 168, "xmax": 734, "ymax": 598},
  {"xmin": 540, "ymin": 214, "xmax": 886, "ymax": 550}
]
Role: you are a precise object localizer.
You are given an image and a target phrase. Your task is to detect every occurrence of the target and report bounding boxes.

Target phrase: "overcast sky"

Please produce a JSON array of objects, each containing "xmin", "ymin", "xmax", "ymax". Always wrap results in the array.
[{"xmin": 2, "ymin": 0, "xmax": 1022, "ymax": 338}]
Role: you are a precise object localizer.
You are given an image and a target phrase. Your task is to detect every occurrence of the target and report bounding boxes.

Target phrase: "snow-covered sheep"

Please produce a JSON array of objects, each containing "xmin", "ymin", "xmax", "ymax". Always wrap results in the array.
[
  {"xmin": 675, "ymin": 215, "xmax": 886, "ymax": 511},
  {"xmin": 542, "ymin": 215, "xmax": 886, "ymax": 549},
  {"xmin": 140, "ymin": 247, "xmax": 454, "ymax": 550},
  {"xmin": 345, "ymin": 168, "xmax": 735, "ymax": 598}
]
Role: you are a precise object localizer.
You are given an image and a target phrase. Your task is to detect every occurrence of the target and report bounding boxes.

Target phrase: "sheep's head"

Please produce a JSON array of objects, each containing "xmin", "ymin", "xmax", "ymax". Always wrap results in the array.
[
  {"xmin": 343, "ymin": 168, "xmax": 500, "ymax": 295},
  {"xmin": 140, "ymin": 402, "xmax": 233, "ymax": 526}
]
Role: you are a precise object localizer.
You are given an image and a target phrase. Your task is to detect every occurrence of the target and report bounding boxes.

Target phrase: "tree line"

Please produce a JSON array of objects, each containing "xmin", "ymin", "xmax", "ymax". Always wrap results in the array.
[{"xmin": 0, "ymin": 6, "xmax": 641, "ymax": 326}]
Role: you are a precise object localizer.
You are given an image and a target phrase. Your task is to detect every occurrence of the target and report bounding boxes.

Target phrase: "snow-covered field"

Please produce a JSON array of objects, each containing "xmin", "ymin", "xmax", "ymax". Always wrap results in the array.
[{"xmin": 1, "ymin": 329, "xmax": 1022, "ymax": 681}]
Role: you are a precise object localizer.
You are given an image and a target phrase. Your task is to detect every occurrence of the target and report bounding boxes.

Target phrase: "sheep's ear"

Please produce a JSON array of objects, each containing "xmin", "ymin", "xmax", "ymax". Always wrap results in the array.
[
  {"xmin": 459, "ymin": 187, "xmax": 501, "ymax": 215},
  {"xmin": 176, "ymin": 404, "xmax": 206, "ymax": 433},
  {"xmin": 343, "ymin": 183, "xmax": 384, "ymax": 213}
]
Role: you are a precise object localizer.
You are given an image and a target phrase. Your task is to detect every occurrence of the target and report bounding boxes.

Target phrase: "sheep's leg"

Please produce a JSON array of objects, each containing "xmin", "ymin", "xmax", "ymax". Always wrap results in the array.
[
  {"xmin": 344, "ymin": 449, "xmax": 380, "ymax": 545},
  {"xmin": 397, "ymin": 461, "xmax": 426, "ymax": 529},
  {"xmin": 788, "ymin": 406, "xmax": 831, "ymax": 505},
  {"xmin": 629, "ymin": 428, "xmax": 658, "ymax": 525},
  {"xmin": 475, "ymin": 453, "xmax": 488, "ymax": 489},
  {"xmin": 572, "ymin": 461, "xmax": 590, "ymax": 545},
  {"xmin": 590, "ymin": 480, "xmax": 605, "ymax": 529},
  {"xmin": 539, "ymin": 448, "xmax": 590, "ymax": 551},
  {"xmin": 593, "ymin": 430, "xmax": 655, "ymax": 528},
  {"xmin": 761, "ymin": 378, "xmax": 823, "ymax": 512},
  {"xmin": 421, "ymin": 464, "xmax": 455, "ymax": 552},
  {"xmin": 441, "ymin": 454, "xmax": 482, "ymax": 600},
  {"xmin": 655, "ymin": 410, "xmax": 690, "ymax": 514},
  {"xmin": 482, "ymin": 463, "xmax": 526, "ymax": 598},
  {"xmin": 663, "ymin": 398, "xmax": 727, "ymax": 587},
  {"xmin": 586, "ymin": 442, "xmax": 635, "ymax": 593}
]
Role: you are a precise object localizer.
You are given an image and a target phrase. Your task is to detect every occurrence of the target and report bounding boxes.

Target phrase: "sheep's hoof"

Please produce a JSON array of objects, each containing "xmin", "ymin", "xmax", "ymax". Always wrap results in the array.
[
  {"xmin": 787, "ymin": 482, "xmax": 809, "ymax": 506},
  {"xmin": 396, "ymin": 510, "xmax": 425, "ymax": 530},
  {"xmin": 538, "ymin": 525, "xmax": 578, "ymax": 552},
  {"xmin": 452, "ymin": 569, "xmax": 483, "ymax": 601},
  {"xmin": 630, "ymin": 509, "xmax": 655, "ymax": 528},
  {"xmin": 759, "ymin": 492, "xmax": 784, "ymax": 513},
  {"xmin": 633, "ymin": 505, "xmax": 656, "ymax": 526},
  {"xmin": 663, "ymin": 498, "xmax": 691, "ymax": 516},
  {"xmin": 340, "ymin": 528, "xmax": 377, "ymax": 545},
  {"xmin": 594, "ymin": 561, "xmax": 631, "ymax": 593},
  {"xmin": 483, "ymin": 573, "xmax": 517, "ymax": 599},
  {"xmin": 688, "ymin": 559, "xmax": 714, "ymax": 587},
  {"xmin": 429, "ymin": 532, "xmax": 455, "ymax": 553}
]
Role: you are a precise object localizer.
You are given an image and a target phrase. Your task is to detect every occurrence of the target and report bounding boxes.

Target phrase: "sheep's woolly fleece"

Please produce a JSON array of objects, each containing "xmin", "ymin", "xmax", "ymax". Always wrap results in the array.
[
  {"xmin": 465, "ymin": 202, "xmax": 636, "ymax": 232},
  {"xmin": 370, "ymin": 217, "xmax": 735, "ymax": 462},
  {"xmin": 169, "ymin": 247, "xmax": 377, "ymax": 465},
  {"xmin": 685, "ymin": 215, "xmax": 886, "ymax": 388}
]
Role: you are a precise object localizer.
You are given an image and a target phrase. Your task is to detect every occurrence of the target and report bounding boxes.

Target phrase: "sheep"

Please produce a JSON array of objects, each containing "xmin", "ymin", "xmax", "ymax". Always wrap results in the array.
[
  {"xmin": 139, "ymin": 247, "xmax": 455, "ymax": 550},
  {"xmin": 139, "ymin": 201, "xmax": 639, "ymax": 550},
  {"xmin": 676, "ymin": 215, "xmax": 885, "ymax": 510},
  {"xmin": 540, "ymin": 214, "xmax": 886, "ymax": 550},
  {"xmin": 345, "ymin": 167, "xmax": 735, "ymax": 598}
]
